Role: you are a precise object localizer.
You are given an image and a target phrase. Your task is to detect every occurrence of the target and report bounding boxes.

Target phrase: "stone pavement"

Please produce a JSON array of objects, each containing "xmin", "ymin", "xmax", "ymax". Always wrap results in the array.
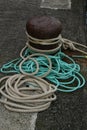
[{"xmin": 0, "ymin": 0, "xmax": 87, "ymax": 130}]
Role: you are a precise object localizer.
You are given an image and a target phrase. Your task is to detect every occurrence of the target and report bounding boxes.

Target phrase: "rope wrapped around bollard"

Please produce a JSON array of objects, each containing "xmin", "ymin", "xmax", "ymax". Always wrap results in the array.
[
  {"xmin": 0, "ymin": 74, "xmax": 57, "ymax": 112},
  {"xmin": 26, "ymin": 32, "xmax": 87, "ymax": 55}
]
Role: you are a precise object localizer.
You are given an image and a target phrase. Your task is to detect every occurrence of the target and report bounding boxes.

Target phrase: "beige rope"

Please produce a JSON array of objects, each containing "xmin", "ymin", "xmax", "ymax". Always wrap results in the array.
[
  {"xmin": 26, "ymin": 32, "xmax": 87, "ymax": 55},
  {"xmin": 62, "ymin": 38, "xmax": 87, "ymax": 54},
  {"xmin": 26, "ymin": 41, "xmax": 62, "ymax": 54},
  {"xmin": 26, "ymin": 31, "xmax": 63, "ymax": 54},
  {"xmin": 19, "ymin": 57, "xmax": 39, "ymax": 76},
  {"xmin": 19, "ymin": 53, "xmax": 52, "ymax": 78},
  {"xmin": 0, "ymin": 74, "xmax": 57, "ymax": 112},
  {"xmin": 20, "ymin": 45, "xmax": 28, "ymax": 59},
  {"xmin": 26, "ymin": 31, "xmax": 62, "ymax": 45}
]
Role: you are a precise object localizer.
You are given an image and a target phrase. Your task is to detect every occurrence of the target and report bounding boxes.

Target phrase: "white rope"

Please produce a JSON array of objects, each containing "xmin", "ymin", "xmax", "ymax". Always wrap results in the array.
[{"xmin": 0, "ymin": 74, "xmax": 57, "ymax": 112}]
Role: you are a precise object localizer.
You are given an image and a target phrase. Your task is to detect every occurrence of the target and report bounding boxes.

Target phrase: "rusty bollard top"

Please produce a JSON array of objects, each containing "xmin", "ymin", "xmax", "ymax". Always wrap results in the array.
[{"xmin": 26, "ymin": 16, "xmax": 62, "ymax": 39}]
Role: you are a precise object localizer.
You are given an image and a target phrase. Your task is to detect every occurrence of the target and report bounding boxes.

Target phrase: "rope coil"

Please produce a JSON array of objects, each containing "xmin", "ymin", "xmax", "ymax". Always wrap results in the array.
[
  {"xmin": 26, "ymin": 32, "xmax": 63, "ymax": 54},
  {"xmin": 0, "ymin": 74, "xmax": 57, "ymax": 112}
]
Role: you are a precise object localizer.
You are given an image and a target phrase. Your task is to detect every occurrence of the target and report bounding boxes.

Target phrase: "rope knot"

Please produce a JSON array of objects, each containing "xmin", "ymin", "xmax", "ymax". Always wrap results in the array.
[{"xmin": 62, "ymin": 41, "xmax": 76, "ymax": 50}]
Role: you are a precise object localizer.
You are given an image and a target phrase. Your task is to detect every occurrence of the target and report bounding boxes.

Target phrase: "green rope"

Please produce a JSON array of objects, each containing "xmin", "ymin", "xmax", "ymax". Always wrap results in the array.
[{"xmin": 0, "ymin": 48, "xmax": 85, "ymax": 92}]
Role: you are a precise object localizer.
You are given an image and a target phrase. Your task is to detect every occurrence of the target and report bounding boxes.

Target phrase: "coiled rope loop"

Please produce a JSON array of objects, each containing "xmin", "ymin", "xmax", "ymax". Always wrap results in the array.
[
  {"xmin": 26, "ymin": 31, "xmax": 62, "ymax": 45},
  {"xmin": 19, "ymin": 53, "xmax": 52, "ymax": 78},
  {"xmin": 26, "ymin": 32, "xmax": 63, "ymax": 54},
  {"xmin": 62, "ymin": 38, "xmax": 87, "ymax": 54},
  {"xmin": 0, "ymin": 74, "xmax": 57, "ymax": 112}
]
